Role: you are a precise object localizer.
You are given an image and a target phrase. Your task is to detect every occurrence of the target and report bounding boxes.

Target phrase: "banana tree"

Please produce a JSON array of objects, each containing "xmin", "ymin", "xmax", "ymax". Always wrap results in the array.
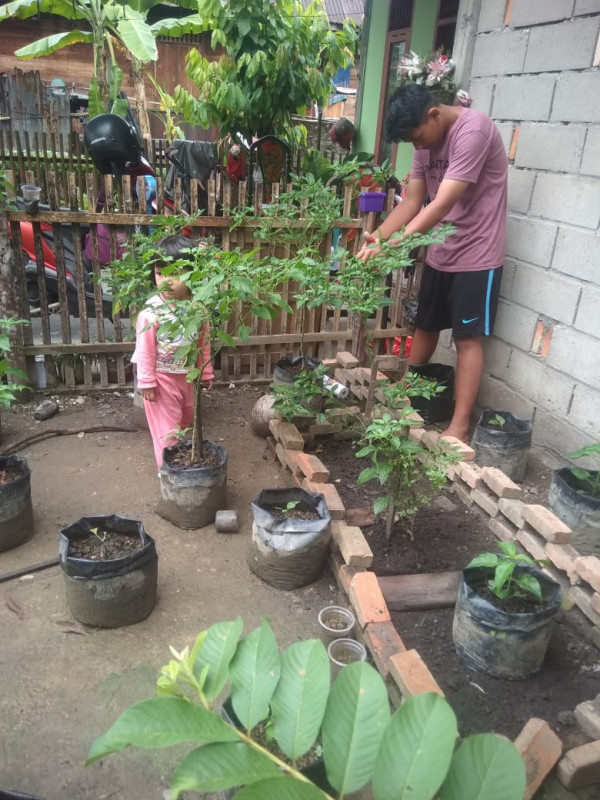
[{"xmin": 0, "ymin": 0, "xmax": 203, "ymax": 139}]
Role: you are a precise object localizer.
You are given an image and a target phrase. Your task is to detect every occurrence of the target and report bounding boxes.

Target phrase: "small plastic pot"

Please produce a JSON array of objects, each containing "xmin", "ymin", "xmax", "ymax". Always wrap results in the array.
[
  {"xmin": 471, "ymin": 409, "xmax": 533, "ymax": 483},
  {"xmin": 318, "ymin": 606, "xmax": 356, "ymax": 642},
  {"xmin": 358, "ymin": 192, "xmax": 386, "ymax": 213},
  {"xmin": 327, "ymin": 638, "xmax": 367, "ymax": 678},
  {"xmin": 548, "ymin": 467, "xmax": 600, "ymax": 556},
  {"xmin": 0, "ymin": 455, "xmax": 34, "ymax": 552}
]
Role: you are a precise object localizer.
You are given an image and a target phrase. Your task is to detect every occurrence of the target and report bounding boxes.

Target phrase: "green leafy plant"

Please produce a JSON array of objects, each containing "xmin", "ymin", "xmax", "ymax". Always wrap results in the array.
[
  {"xmin": 272, "ymin": 365, "xmax": 343, "ymax": 424},
  {"xmin": 0, "ymin": 318, "xmax": 30, "ymax": 410},
  {"xmin": 467, "ymin": 541, "xmax": 548, "ymax": 603},
  {"xmin": 86, "ymin": 617, "xmax": 526, "ymax": 800},
  {"xmin": 275, "ymin": 500, "xmax": 301, "ymax": 517},
  {"xmin": 566, "ymin": 443, "xmax": 600, "ymax": 499},
  {"xmin": 487, "ymin": 413, "xmax": 506, "ymax": 428},
  {"xmin": 356, "ymin": 408, "xmax": 461, "ymax": 542}
]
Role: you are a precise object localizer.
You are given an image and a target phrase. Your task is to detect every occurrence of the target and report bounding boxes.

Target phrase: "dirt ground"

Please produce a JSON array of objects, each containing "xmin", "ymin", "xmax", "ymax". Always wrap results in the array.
[
  {"xmin": 0, "ymin": 386, "xmax": 339, "ymax": 800},
  {"xmin": 316, "ymin": 437, "xmax": 600, "ymax": 800}
]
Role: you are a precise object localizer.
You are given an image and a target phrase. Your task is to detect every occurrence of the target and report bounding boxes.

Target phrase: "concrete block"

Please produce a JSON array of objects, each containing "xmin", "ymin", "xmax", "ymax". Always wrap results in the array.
[
  {"xmin": 511, "ymin": 0, "xmax": 575, "ymax": 27},
  {"xmin": 493, "ymin": 74, "xmax": 556, "ymax": 121},
  {"xmin": 477, "ymin": 376, "xmax": 537, "ymax": 424},
  {"xmin": 544, "ymin": 327, "xmax": 600, "ymax": 392},
  {"xmin": 552, "ymin": 72, "xmax": 600, "ymax": 123},
  {"xmin": 469, "ymin": 77, "xmax": 495, "ymax": 114},
  {"xmin": 575, "ymin": 285, "xmax": 600, "ymax": 339},
  {"xmin": 567, "ymin": 383, "xmax": 600, "ymax": 440},
  {"xmin": 498, "ymin": 498, "xmax": 527, "ymax": 527},
  {"xmin": 482, "ymin": 339, "xmax": 513, "ymax": 382},
  {"xmin": 575, "ymin": 0, "xmax": 600, "ymax": 14},
  {"xmin": 530, "ymin": 173, "xmax": 600, "ymax": 229},
  {"xmin": 522, "ymin": 505, "xmax": 573, "ymax": 543},
  {"xmin": 581, "ymin": 126, "xmax": 600, "ymax": 177},
  {"xmin": 532, "ymin": 408, "xmax": 600, "ymax": 465},
  {"xmin": 489, "ymin": 516, "xmax": 518, "ymax": 542},
  {"xmin": 525, "ymin": 19, "xmax": 598, "ymax": 72},
  {"xmin": 348, "ymin": 571, "xmax": 390, "ymax": 627},
  {"xmin": 388, "ymin": 649, "xmax": 444, "ymax": 699},
  {"xmin": 573, "ymin": 556, "xmax": 600, "ymax": 593},
  {"xmin": 364, "ymin": 621, "xmax": 407, "ymax": 677},
  {"xmin": 472, "ymin": 487, "xmax": 499, "ymax": 517},
  {"xmin": 508, "ymin": 167, "xmax": 535, "ymax": 214},
  {"xmin": 574, "ymin": 696, "xmax": 600, "ymax": 740},
  {"xmin": 495, "ymin": 121, "xmax": 514, "ymax": 154},
  {"xmin": 515, "ymin": 124, "xmax": 586, "ymax": 173},
  {"xmin": 517, "ymin": 526, "xmax": 548, "ymax": 561},
  {"xmin": 505, "ymin": 216, "xmax": 558, "ymax": 267},
  {"xmin": 556, "ymin": 741, "xmax": 600, "ymax": 790},
  {"xmin": 303, "ymin": 481, "xmax": 345, "ymax": 519},
  {"xmin": 478, "ymin": 0, "xmax": 508, "ymax": 31},
  {"xmin": 509, "ymin": 264, "xmax": 580, "ymax": 325},
  {"xmin": 504, "ymin": 350, "xmax": 575, "ymax": 417},
  {"xmin": 552, "ymin": 226, "xmax": 600, "ymax": 283},
  {"xmin": 331, "ymin": 520, "xmax": 373, "ymax": 568},
  {"xmin": 514, "ymin": 718, "xmax": 563, "ymax": 800},
  {"xmin": 472, "ymin": 30, "xmax": 527, "ymax": 78},
  {"xmin": 481, "ymin": 467, "xmax": 522, "ymax": 498}
]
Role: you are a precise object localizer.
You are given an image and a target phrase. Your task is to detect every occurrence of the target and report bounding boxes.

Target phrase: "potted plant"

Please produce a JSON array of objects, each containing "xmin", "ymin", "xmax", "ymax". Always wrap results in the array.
[
  {"xmin": 108, "ymin": 223, "xmax": 289, "ymax": 528},
  {"xmin": 58, "ymin": 514, "xmax": 158, "ymax": 628},
  {"xmin": 86, "ymin": 617, "xmax": 527, "ymax": 800},
  {"xmin": 471, "ymin": 409, "xmax": 533, "ymax": 483},
  {"xmin": 452, "ymin": 541, "xmax": 562, "ymax": 680},
  {"xmin": 0, "ymin": 317, "xmax": 33, "ymax": 552},
  {"xmin": 548, "ymin": 443, "xmax": 600, "ymax": 556},
  {"xmin": 355, "ymin": 376, "xmax": 463, "ymax": 542},
  {"xmin": 248, "ymin": 488, "xmax": 332, "ymax": 590},
  {"xmin": 397, "ymin": 50, "xmax": 460, "ymax": 106}
]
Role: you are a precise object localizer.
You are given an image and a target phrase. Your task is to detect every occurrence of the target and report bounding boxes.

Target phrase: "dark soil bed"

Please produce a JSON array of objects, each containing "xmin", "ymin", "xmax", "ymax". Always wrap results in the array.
[{"xmin": 315, "ymin": 438, "xmax": 600, "ymax": 743}]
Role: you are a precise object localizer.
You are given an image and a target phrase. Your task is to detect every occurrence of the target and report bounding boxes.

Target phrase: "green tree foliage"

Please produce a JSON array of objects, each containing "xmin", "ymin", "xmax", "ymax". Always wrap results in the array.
[{"xmin": 173, "ymin": 0, "xmax": 357, "ymax": 142}]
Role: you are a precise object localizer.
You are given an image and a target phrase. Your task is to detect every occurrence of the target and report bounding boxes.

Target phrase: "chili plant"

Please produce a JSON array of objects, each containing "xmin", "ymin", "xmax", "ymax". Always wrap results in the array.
[
  {"xmin": 0, "ymin": 318, "xmax": 30, "ymax": 410},
  {"xmin": 467, "ymin": 541, "xmax": 548, "ymax": 603},
  {"xmin": 566, "ymin": 443, "xmax": 600, "ymax": 499}
]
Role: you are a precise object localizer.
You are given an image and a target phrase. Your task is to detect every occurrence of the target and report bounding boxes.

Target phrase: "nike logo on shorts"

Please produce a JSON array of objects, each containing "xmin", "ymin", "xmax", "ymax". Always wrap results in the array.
[{"xmin": 462, "ymin": 316, "xmax": 479, "ymax": 324}]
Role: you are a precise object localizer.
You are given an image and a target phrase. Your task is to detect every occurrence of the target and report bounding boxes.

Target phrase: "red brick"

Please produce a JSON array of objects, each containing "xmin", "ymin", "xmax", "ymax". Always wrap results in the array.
[
  {"xmin": 293, "ymin": 452, "xmax": 330, "ymax": 482},
  {"xmin": 489, "ymin": 516, "xmax": 517, "ymax": 542},
  {"xmin": 308, "ymin": 422, "xmax": 342, "ymax": 436},
  {"xmin": 498, "ymin": 498, "xmax": 527, "ymax": 527},
  {"xmin": 592, "ymin": 593, "xmax": 600, "ymax": 615},
  {"xmin": 521, "ymin": 505, "xmax": 572, "ymax": 544},
  {"xmin": 348, "ymin": 571, "xmax": 391, "ymax": 628},
  {"xmin": 275, "ymin": 442, "xmax": 289, "ymax": 470},
  {"xmin": 331, "ymin": 520, "xmax": 373, "ymax": 568},
  {"xmin": 514, "ymin": 718, "xmax": 563, "ymax": 800},
  {"xmin": 406, "ymin": 410, "xmax": 425, "ymax": 427},
  {"xmin": 545, "ymin": 542, "xmax": 580, "ymax": 575},
  {"xmin": 408, "ymin": 426, "xmax": 426, "ymax": 444},
  {"xmin": 573, "ymin": 556, "xmax": 600, "ymax": 594},
  {"xmin": 329, "ymin": 405, "xmax": 361, "ymax": 419},
  {"xmin": 574, "ymin": 696, "xmax": 600, "ymax": 740},
  {"xmin": 388, "ymin": 649, "xmax": 444, "ymax": 699},
  {"xmin": 364, "ymin": 621, "xmax": 407, "ymax": 677},
  {"xmin": 471, "ymin": 487, "xmax": 499, "ymax": 518},
  {"xmin": 344, "ymin": 507, "xmax": 375, "ymax": 527},
  {"xmin": 421, "ymin": 430, "xmax": 440, "ymax": 450},
  {"xmin": 321, "ymin": 358, "xmax": 337, "ymax": 374},
  {"xmin": 283, "ymin": 448, "xmax": 303, "ymax": 476},
  {"xmin": 336, "ymin": 351, "xmax": 359, "ymax": 369},
  {"xmin": 330, "ymin": 552, "xmax": 361, "ymax": 597},
  {"xmin": 440, "ymin": 435, "xmax": 475, "ymax": 461},
  {"xmin": 276, "ymin": 422, "xmax": 305, "ymax": 450},
  {"xmin": 569, "ymin": 586, "xmax": 600, "ymax": 628},
  {"xmin": 452, "ymin": 481, "xmax": 473, "ymax": 508},
  {"xmin": 303, "ymin": 481, "xmax": 345, "ymax": 519},
  {"xmin": 481, "ymin": 467, "xmax": 522, "ymax": 498},
  {"xmin": 516, "ymin": 526, "xmax": 547, "ymax": 562},
  {"xmin": 460, "ymin": 462, "xmax": 484, "ymax": 489},
  {"xmin": 556, "ymin": 741, "xmax": 600, "ymax": 790}
]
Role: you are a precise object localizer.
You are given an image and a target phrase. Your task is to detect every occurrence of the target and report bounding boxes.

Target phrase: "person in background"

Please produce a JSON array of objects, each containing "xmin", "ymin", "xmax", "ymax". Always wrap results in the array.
[
  {"xmin": 132, "ymin": 235, "xmax": 214, "ymax": 468},
  {"xmin": 358, "ymin": 84, "xmax": 507, "ymax": 444}
]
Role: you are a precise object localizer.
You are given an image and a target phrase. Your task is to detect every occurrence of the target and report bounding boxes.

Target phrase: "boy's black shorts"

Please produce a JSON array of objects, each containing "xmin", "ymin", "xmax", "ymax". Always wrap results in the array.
[{"xmin": 415, "ymin": 264, "xmax": 503, "ymax": 339}]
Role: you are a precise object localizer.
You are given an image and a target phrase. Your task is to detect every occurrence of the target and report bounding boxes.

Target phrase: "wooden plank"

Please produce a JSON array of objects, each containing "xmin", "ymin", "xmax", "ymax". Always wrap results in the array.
[{"xmin": 378, "ymin": 572, "xmax": 461, "ymax": 611}]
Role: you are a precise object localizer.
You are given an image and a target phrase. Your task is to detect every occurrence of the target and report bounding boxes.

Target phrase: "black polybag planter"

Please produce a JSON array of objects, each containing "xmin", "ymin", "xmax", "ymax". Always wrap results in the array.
[
  {"xmin": 59, "ymin": 515, "xmax": 158, "ymax": 628},
  {"xmin": 471, "ymin": 409, "xmax": 533, "ymax": 483},
  {"xmin": 452, "ymin": 564, "xmax": 562, "ymax": 680},
  {"xmin": 548, "ymin": 467, "xmax": 600, "ymax": 556},
  {"xmin": 272, "ymin": 355, "xmax": 321, "ymax": 385},
  {"xmin": 156, "ymin": 439, "xmax": 227, "ymax": 529},
  {"xmin": 248, "ymin": 488, "xmax": 331, "ymax": 590},
  {"xmin": 221, "ymin": 697, "xmax": 334, "ymax": 797},
  {"xmin": 0, "ymin": 792, "xmax": 45, "ymax": 800},
  {"xmin": 0, "ymin": 455, "xmax": 34, "ymax": 552},
  {"xmin": 407, "ymin": 363, "xmax": 455, "ymax": 424}
]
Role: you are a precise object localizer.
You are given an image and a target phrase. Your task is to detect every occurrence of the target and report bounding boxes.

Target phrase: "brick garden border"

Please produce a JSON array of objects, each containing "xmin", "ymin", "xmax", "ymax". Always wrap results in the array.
[{"xmin": 265, "ymin": 351, "xmax": 600, "ymax": 795}]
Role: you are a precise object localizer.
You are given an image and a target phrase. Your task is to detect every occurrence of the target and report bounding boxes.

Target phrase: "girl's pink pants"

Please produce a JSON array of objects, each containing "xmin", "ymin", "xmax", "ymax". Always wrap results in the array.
[{"xmin": 143, "ymin": 371, "xmax": 195, "ymax": 468}]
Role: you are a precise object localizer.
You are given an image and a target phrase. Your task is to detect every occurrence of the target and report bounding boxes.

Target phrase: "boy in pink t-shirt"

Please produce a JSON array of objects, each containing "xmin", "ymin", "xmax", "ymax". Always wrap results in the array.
[{"xmin": 358, "ymin": 84, "xmax": 508, "ymax": 444}]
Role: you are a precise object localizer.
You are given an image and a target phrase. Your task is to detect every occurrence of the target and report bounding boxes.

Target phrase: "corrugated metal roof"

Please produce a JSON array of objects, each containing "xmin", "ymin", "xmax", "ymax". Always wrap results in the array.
[{"xmin": 300, "ymin": 0, "xmax": 364, "ymax": 26}]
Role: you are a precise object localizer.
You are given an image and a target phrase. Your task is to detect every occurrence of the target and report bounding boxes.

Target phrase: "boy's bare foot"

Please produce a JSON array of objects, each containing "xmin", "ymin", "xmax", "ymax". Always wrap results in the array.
[{"xmin": 440, "ymin": 426, "xmax": 470, "ymax": 446}]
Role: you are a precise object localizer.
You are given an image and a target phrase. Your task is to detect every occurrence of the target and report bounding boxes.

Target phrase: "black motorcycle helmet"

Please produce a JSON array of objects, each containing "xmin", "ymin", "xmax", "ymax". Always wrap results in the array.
[{"xmin": 84, "ymin": 113, "xmax": 142, "ymax": 175}]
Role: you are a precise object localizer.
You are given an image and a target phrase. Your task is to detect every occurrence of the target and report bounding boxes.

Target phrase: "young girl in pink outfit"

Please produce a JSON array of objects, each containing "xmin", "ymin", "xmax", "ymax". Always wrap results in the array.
[{"xmin": 133, "ymin": 235, "xmax": 214, "ymax": 468}]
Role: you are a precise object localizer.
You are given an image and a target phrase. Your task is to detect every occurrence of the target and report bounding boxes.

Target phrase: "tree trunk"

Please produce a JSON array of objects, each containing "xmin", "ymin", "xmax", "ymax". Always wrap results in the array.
[
  {"xmin": 131, "ymin": 59, "xmax": 152, "ymax": 153},
  {"xmin": 192, "ymin": 380, "xmax": 204, "ymax": 463},
  {"xmin": 0, "ymin": 213, "xmax": 28, "ymax": 379}
]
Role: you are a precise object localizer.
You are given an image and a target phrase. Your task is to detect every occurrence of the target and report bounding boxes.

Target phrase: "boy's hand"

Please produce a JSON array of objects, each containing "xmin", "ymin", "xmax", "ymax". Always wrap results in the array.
[
  {"xmin": 357, "ymin": 230, "xmax": 382, "ymax": 262},
  {"xmin": 142, "ymin": 387, "xmax": 157, "ymax": 402}
]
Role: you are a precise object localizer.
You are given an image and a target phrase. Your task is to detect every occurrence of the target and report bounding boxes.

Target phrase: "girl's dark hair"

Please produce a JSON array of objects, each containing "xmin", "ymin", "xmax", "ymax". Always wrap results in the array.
[
  {"xmin": 155, "ymin": 234, "xmax": 195, "ymax": 261},
  {"xmin": 386, "ymin": 84, "xmax": 439, "ymax": 143}
]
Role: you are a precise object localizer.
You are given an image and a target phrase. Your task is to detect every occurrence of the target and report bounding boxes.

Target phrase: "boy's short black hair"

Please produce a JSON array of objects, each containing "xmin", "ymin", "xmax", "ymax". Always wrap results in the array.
[
  {"xmin": 386, "ymin": 84, "xmax": 439, "ymax": 143},
  {"xmin": 153, "ymin": 235, "xmax": 195, "ymax": 278}
]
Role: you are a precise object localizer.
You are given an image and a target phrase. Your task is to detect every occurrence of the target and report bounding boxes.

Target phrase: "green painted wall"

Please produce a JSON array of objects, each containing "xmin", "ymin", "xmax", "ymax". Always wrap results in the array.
[{"xmin": 355, "ymin": 0, "xmax": 439, "ymax": 177}]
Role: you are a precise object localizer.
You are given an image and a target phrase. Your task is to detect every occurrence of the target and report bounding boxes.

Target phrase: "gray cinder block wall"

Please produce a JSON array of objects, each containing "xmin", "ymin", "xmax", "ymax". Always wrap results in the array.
[{"xmin": 437, "ymin": 0, "xmax": 600, "ymax": 459}]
